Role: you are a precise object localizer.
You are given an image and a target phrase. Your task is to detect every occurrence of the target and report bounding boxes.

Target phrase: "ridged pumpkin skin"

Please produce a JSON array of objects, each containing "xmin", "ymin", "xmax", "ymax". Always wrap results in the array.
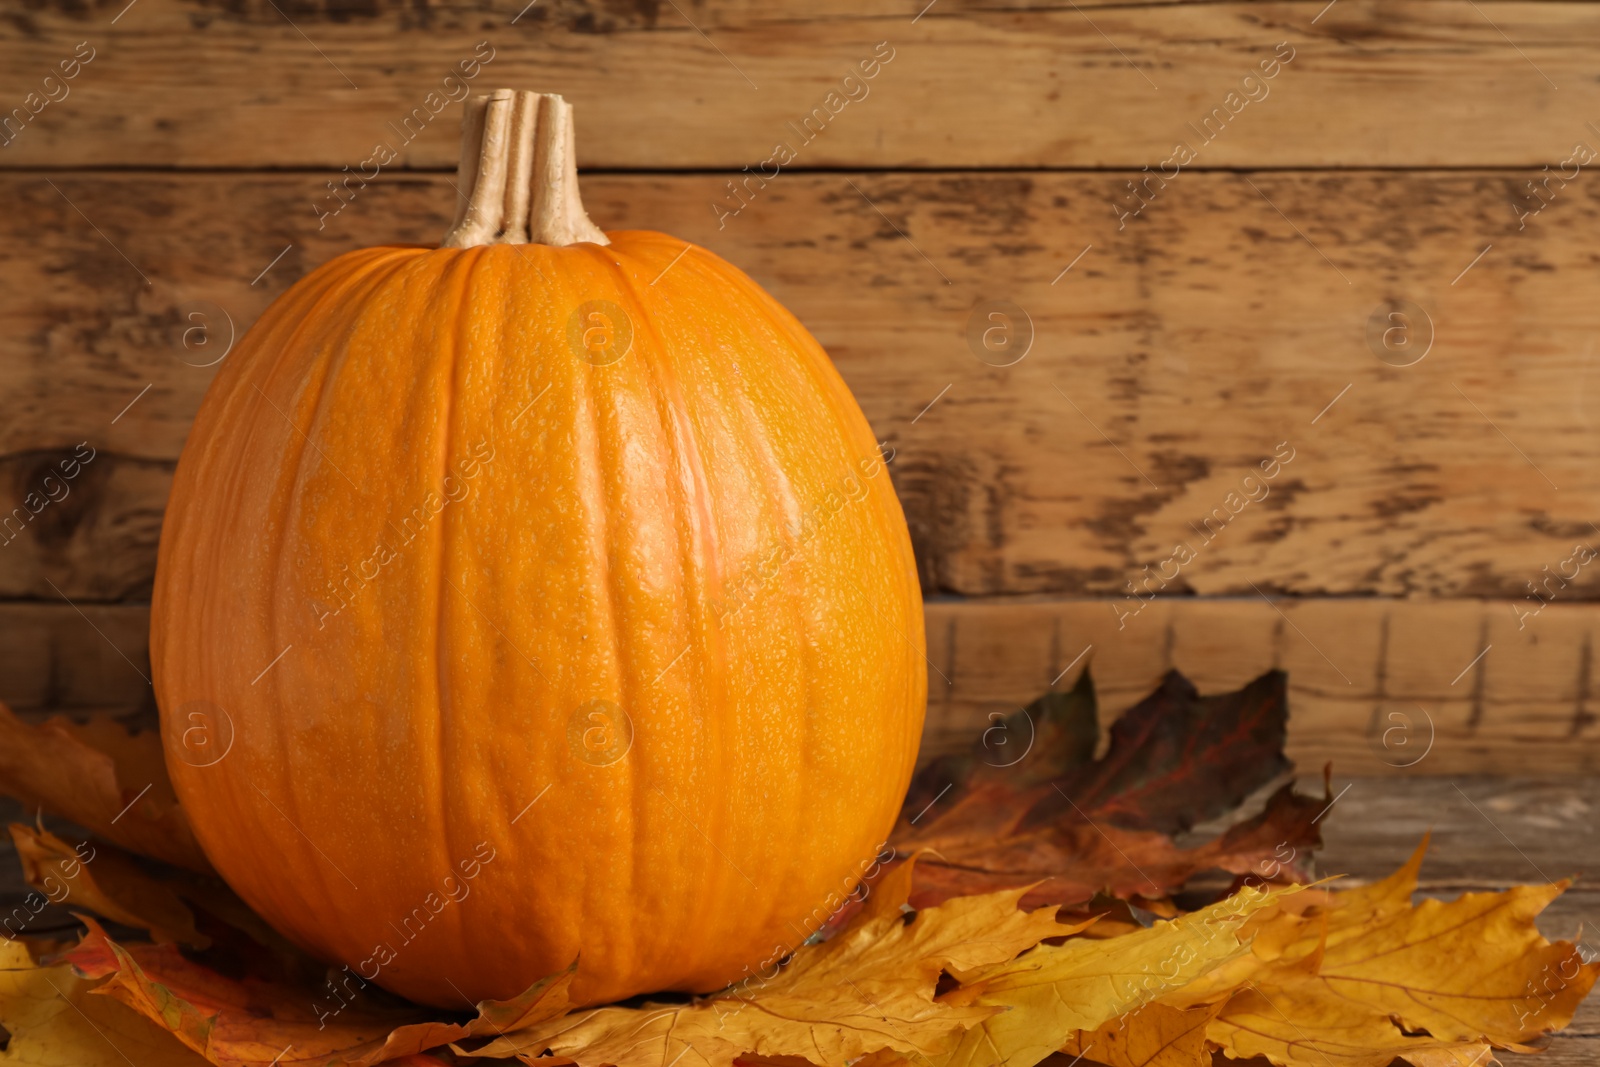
[{"xmin": 151, "ymin": 232, "xmax": 925, "ymax": 1009}]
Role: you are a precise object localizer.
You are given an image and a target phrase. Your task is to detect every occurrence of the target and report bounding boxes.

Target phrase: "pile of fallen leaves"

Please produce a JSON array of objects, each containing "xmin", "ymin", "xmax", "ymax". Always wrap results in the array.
[{"xmin": 0, "ymin": 669, "xmax": 1592, "ymax": 1067}]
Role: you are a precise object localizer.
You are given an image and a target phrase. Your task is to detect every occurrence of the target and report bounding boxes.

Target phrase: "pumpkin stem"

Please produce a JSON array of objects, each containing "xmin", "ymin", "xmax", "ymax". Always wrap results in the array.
[{"xmin": 441, "ymin": 90, "xmax": 609, "ymax": 249}]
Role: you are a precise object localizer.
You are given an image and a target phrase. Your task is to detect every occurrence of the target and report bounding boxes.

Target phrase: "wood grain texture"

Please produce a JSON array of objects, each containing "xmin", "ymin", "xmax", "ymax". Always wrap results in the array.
[
  {"xmin": 0, "ymin": 602, "xmax": 153, "ymax": 716},
  {"xmin": 921, "ymin": 598, "xmax": 1600, "ymax": 775},
  {"xmin": 9, "ymin": 597, "xmax": 1598, "ymax": 775},
  {"xmin": 5, "ymin": 170, "xmax": 1600, "ymax": 602},
  {"xmin": 1, "ymin": 1, "xmax": 1598, "ymax": 169}
]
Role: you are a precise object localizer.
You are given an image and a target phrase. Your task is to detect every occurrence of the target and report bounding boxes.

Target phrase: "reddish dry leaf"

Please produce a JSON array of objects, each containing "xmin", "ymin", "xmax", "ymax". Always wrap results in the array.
[
  {"xmin": 0, "ymin": 700, "xmax": 210, "ymax": 872},
  {"xmin": 11, "ymin": 814, "xmax": 318, "ymax": 978},
  {"xmin": 893, "ymin": 670, "xmax": 1324, "ymax": 908},
  {"xmin": 65, "ymin": 918, "xmax": 428, "ymax": 1067},
  {"xmin": 903, "ymin": 780, "xmax": 1326, "ymax": 911},
  {"xmin": 62, "ymin": 918, "xmax": 572, "ymax": 1067},
  {"xmin": 1031, "ymin": 669, "xmax": 1295, "ymax": 834}
]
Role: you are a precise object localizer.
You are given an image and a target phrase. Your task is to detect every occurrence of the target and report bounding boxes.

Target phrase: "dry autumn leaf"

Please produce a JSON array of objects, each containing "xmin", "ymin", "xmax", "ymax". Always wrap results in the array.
[
  {"xmin": 9, "ymin": 817, "xmax": 319, "ymax": 973},
  {"xmin": 1078, "ymin": 837, "xmax": 1598, "ymax": 1067},
  {"xmin": 8, "ymin": 823, "xmax": 208, "ymax": 949},
  {"xmin": 0, "ymin": 937, "xmax": 211, "ymax": 1067},
  {"xmin": 1211, "ymin": 893, "xmax": 1594, "ymax": 1062},
  {"xmin": 466, "ymin": 859, "xmax": 1080, "ymax": 1067},
  {"xmin": 1059, "ymin": 1001, "xmax": 1221, "ymax": 1067},
  {"xmin": 1206, "ymin": 978, "xmax": 1499, "ymax": 1067},
  {"xmin": 932, "ymin": 882, "xmax": 1293, "ymax": 1067},
  {"xmin": 0, "ymin": 700, "xmax": 209, "ymax": 873},
  {"xmin": 60, "ymin": 916, "xmax": 573, "ymax": 1067},
  {"xmin": 64, "ymin": 918, "xmax": 433, "ymax": 1067},
  {"xmin": 892, "ymin": 670, "xmax": 1327, "ymax": 910},
  {"xmin": 20, "ymin": 856, "xmax": 1081, "ymax": 1067}
]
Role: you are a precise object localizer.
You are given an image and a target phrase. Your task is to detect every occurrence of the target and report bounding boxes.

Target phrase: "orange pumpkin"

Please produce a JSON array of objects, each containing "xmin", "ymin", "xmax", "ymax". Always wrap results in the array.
[{"xmin": 151, "ymin": 91, "xmax": 925, "ymax": 1009}]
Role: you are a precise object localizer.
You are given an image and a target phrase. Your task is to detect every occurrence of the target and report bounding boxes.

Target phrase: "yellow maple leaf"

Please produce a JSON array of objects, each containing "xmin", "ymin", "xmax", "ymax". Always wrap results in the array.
[
  {"xmin": 466, "ymin": 861, "xmax": 1079, "ymax": 1067},
  {"xmin": 1206, "ymin": 974, "xmax": 1497, "ymax": 1067},
  {"xmin": 1059, "ymin": 1001, "xmax": 1220, "ymax": 1067},
  {"xmin": 0, "ymin": 939, "xmax": 208, "ymax": 1067},
  {"xmin": 1204, "ymin": 877, "xmax": 1594, "ymax": 1066},
  {"xmin": 1156, "ymin": 839, "xmax": 1428, "ymax": 1012},
  {"xmin": 930, "ymin": 883, "xmax": 1292, "ymax": 1067},
  {"xmin": 1102, "ymin": 837, "xmax": 1596, "ymax": 1067}
]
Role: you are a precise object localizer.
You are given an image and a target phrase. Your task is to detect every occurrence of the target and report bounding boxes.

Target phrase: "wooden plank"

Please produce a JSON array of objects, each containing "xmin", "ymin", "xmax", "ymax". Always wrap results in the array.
[
  {"xmin": 8, "ymin": 598, "xmax": 1600, "ymax": 774},
  {"xmin": 2, "ymin": 2, "xmax": 1599, "ymax": 168},
  {"xmin": 6, "ymin": 171, "xmax": 1600, "ymax": 601},
  {"xmin": 922, "ymin": 598, "xmax": 1600, "ymax": 775},
  {"xmin": 1278, "ymin": 774, "xmax": 1600, "ymax": 890},
  {"xmin": 0, "ymin": 603, "xmax": 152, "ymax": 717},
  {"xmin": 0, "ymin": 448, "xmax": 169, "ymax": 602}
]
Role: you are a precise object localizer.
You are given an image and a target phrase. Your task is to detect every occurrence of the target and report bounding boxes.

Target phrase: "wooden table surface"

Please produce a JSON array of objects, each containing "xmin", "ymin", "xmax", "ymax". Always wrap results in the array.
[{"xmin": 4, "ymin": 775, "xmax": 1596, "ymax": 1064}]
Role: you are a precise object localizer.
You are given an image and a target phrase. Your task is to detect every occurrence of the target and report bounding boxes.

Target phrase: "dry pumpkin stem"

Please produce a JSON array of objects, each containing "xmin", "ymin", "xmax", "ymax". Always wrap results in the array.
[{"xmin": 442, "ymin": 89, "xmax": 609, "ymax": 249}]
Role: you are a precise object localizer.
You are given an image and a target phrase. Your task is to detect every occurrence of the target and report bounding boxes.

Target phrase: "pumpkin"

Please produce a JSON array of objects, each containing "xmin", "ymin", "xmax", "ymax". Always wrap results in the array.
[{"xmin": 150, "ymin": 90, "xmax": 926, "ymax": 1010}]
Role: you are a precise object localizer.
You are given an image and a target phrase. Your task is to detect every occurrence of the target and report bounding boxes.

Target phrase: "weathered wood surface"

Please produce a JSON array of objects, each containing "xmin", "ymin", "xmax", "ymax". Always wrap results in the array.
[
  {"xmin": 0, "ymin": 602, "xmax": 154, "ymax": 717},
  {"xmin": 10, "ymin": 597, "xmax": 1599, "ymax": 775},
  {"xmin": 3, "ymin": 777, "xmax": 1595, "ymax": 1061},
  {"xmin": 1, "ymin": 2, "xmax": 1598, "ymax": 169},
  {"xmin": 5, "ymin": 170, "xmax": 1599, "ymax": 603},
  {"xmin": 922, "ymin": 598, "xmax": 1600, "ymax": 776}
]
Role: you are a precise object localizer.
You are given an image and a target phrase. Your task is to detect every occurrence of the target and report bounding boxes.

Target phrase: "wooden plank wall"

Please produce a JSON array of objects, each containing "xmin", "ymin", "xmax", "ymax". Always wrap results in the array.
[{"xmin": 3, "ymin": 0, "xmax": 1598, "ymax": 773}]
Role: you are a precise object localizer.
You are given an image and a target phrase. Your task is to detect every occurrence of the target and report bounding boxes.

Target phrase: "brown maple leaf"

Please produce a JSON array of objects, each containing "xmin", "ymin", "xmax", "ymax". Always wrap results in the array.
[
  {"xmin": 0, "ymin": 700, "xmax": 209, "ymax": 873},
  {"xmin": 892, "ymin": 668, "xmax": 1326, "ymax": 909},
  {"xmin": 9, "ymin": 823, "xmax": 209, "ymax": 949}
]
